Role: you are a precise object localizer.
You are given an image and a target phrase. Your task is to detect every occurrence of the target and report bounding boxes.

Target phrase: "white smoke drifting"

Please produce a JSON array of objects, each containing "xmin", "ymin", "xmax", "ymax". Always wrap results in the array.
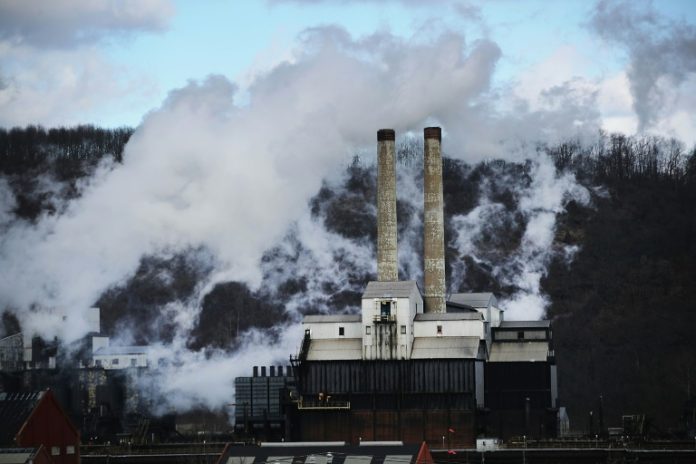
[
  {"xmin": 448, "ymin": 154, "xmax": 590, "ymax": 320},
  {"xmin": 0, "ymin": 27, "xmax": 600, "ymax": 411}
]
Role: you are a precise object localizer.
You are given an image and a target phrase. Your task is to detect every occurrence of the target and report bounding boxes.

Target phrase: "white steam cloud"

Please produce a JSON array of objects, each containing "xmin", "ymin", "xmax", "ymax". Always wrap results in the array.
[
  {"xmin": 0, "ymin": 27, "xmax": 599, "ymax": 410},
  {"xmin": 449, "ymin": 153, "xmax": 591, "ymax": 320}
]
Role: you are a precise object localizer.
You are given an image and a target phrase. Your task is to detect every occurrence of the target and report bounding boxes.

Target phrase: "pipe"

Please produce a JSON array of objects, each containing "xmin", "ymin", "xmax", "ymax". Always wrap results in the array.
[
  {"xmin": 377, "ymin": 129, "xmax": 398, "ymax": 282},
  {"xmin": 423, "ymin": 127, "xmax": 446, "ymax": 313}
]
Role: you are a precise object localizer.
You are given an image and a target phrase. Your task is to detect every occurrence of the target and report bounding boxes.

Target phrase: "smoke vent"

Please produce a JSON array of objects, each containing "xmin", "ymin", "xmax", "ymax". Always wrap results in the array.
[
  {"xmin": 423, "ymin": 127, "xmax": 446, "ymax": 313},
  {"xmin": 377, "ymin": 129, "xmax": 398, "ymax": 282}
]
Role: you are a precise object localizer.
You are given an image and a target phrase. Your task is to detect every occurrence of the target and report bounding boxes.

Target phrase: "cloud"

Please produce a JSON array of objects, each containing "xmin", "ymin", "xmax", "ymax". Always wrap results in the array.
[
  {"xmin": 0, "ymin": 45, "xmax": 157, "ymax": 127},
  {"xmin": 589, "ymin": 0, "xmax": 696, "ymax": 132},
  {"xmin": 0, "ymin": 0, "xmax": 174, "ymax": 48}
]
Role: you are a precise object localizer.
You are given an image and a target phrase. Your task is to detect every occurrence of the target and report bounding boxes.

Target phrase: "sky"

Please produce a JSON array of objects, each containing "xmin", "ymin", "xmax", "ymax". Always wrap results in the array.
[{"xmin": 0, "ymin": 0, "xmax": 695, "ymax": 144}]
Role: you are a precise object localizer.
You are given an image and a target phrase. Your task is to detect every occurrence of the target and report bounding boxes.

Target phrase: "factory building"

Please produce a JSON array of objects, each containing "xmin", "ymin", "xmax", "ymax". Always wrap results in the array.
[
  {"xmin": 234, "ymin": 366, "xmax": 297, "ymax": 441},
  {"xmin": 288, "ymin": 128, "xmax": 557, "ymax": 446}
]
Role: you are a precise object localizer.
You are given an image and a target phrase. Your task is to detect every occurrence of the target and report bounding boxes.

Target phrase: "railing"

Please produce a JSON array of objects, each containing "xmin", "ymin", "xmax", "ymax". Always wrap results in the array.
[
  {"xmin": 373, "ymin": 315, "xmax": 396, "ymax": 323},
  {"xmin": 297, "ymin": 397, "xmax": 350, "ymax": 410}
]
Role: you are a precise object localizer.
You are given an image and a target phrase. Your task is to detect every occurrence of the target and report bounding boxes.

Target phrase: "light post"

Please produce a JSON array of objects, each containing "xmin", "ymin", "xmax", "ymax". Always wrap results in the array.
[
  {"xmin": 522, "ymin": 435, "xmax": 526, "ymax": 464},
  {"xmin": 442, "ymin": 435, "xmax": 445, "ymax": 449}
]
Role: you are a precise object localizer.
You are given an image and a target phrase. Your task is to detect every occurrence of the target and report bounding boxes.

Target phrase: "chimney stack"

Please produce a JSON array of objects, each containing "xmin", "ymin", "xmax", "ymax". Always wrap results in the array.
[
  {"xmin": 377, "ymin": 129, "xmax": 398, "ymax": 282},
  {"xmin": 423, "ymin": 127, "xmax": 446, "ymax": 313}
]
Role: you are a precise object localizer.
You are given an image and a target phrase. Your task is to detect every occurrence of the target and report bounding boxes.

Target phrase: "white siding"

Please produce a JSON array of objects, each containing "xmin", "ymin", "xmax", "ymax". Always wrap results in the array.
[
  {"xmin": 413, "ymin": 319, "xmax": 485, "ymax": 338},
  {"xmin": 305, "ymin": 322, "xmax": 362, "ymax": 339}
]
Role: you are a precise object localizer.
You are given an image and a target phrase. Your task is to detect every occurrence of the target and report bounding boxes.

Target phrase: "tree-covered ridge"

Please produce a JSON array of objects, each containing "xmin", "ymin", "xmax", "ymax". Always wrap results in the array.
[{"xmin": 0, "ymin": 125, "xmax": 694, "ymax": 432}]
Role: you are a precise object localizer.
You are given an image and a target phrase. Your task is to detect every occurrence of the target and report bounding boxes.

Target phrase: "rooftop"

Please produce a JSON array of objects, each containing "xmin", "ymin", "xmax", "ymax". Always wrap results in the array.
[
  {"xmin": 304, "ymin": 314, "xmax": 361, "ymax": 323},
  {"xmin": 0, "ymin": 392, "xmax": 44, "ymax": 445},
  {"xmin": 448, "ymin": 292, "xmax": 497, "ymax": 309},
  {"xmin": 216, "ymin": 442, "xmax": 430, "ymax": 464},
  {"xmin": 362, "ymin": 281, "xmax": 420, "ymax": 299},
  {"xmin": 415, "ymin": 313, "xmax": 482, "ymax": 321},
  {"xmin": 306, "ymin": 339, "xmax": 362, "ymax": 361},
  {"xmin": 93, "ymin": 345, "xmax": 149, "ymax": 356},
  {"xmin": 498, "ymin": 321, "xmax": 551, "ymax": 329},
  {"xmin": 410, "ymin": 336, "xmax": 481, "ymax": 359},
  {"xmin": 489, "ymin": 341, "xmax": 550, "ymax": 362}
]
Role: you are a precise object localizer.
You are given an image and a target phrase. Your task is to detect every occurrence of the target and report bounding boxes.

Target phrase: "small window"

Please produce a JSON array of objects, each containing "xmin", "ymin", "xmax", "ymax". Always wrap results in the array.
[
  {"xmin": 51, "ymin": 447, "xmax": 60, "ymax": 456},
  {"xmin": 400, "ymin": 325, "xmax": 406, "ymax": 335},
  {"xmin": 131, "ymin": 358, "xmax": 137, "ymax": 367},
  {"xmin": 366, "ymin": 326, "xmax": 371, "ymax": 335},
  {"xmin": 517, "ymin": 331, "xmax": 524, "ymax": 340},
  {"xmin": 95, "ymin": 359, "xmax": 102, "ymax": 367},
  {"xmin": 380, "ymin": 301, "xmax": 391, "ymax": 318},
  {"xmin": 112, "ymin": 358, "xmax": 119, "ymax": 365},
  {"xmin": 66, "ymin": 446, "xmax": 75, "ymax": 455},
  {"xmin": 338, "ymin": 326, "xmax": 345, "ymax": 336},
  {"xmin": 437, "ymin": 325, "xmax": 443, "ymax": 335}
]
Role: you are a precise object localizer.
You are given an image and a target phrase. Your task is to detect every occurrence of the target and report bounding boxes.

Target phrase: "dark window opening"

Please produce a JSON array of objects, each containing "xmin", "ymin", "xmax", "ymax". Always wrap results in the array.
[
  {"xmin": 437, "ymin": 325, "xmax": 443, "ymax": 335},
  {"xmin": 517, "ymin": 331, "xmax": 524, "ymax": 340},
  {"xmin": 380, "ymin": 301, "xmax": 391, "ymax": 318},
  {"xmin": 401, "ymin": 325, "xmax": 407, "ymax": 334},
  {"xmin": 339, "ymin": 326, "xmax": 345, "ymax": 336}
]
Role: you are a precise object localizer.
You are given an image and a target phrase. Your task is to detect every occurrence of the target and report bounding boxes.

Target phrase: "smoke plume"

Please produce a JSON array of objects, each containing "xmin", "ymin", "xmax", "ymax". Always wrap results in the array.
[{"xmin": 0, "ymin": 27, "xmax": 600, "ymax": 410}]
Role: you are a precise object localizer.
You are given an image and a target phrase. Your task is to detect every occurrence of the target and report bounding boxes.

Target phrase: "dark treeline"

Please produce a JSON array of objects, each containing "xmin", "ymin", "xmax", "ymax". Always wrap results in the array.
[
  {"xmin": 0, "ymin": 125, "xmax": 695, "ymax": 433},
  {"xmin": 0, "ymin": 125, "xmax": 133, "ymax": 172},
  {"xmin": 0, "ymin": 125, "xmax": 133, "ymax": 219},
  {"xmin": 546, "ymin": 131, "xmax": 695, "ymax": 183}
]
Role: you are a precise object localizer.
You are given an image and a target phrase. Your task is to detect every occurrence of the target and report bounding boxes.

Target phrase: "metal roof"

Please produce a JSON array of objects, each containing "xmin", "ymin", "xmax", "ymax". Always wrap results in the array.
[
  {"xmin": 303, "ymin": 314, "xmax": 361, "ymax": 323},
  {"xmin": 0, "ymin": 448, "xmax": 39, "ymax": 464},
  {"xmin": 93, "ymin": 346, "xmax": 149, "ymax": 356},
  {"xmin": 489, "ymin": 341, "xmax": 550, "ymax": 362},
  {"xmin": 448, "ymin": 292, "xmax": 497, "ymax": 308},
  {"xmin": 0, "ymin": 392, "xmax": 44, "ymax": 445},
  {"xmin": 410, "ymin": 336, "xmax": 480, "ymax": 359},
  {"xmin": 498, "ymin": 320, "xmax": 550, "ymax": 329},
  {"xmin": 306, "ymin": 339, "xmax": 362, "ymax": 361},
  {"xmin": 216, "ymin": 443, "xmax": 429, "ymax": 464},
  {"xmin": 362, "ymin": 281, "xmax": 420, "ymax": 299},
  {"xmin": 414, "ymin": 313, "xmax": 482, "ymax": 321}
]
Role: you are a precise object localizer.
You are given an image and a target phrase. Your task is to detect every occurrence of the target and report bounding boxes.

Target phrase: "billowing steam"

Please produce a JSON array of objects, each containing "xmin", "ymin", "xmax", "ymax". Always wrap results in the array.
[{"xmin": 1, "ymin": 27, "xmax": 601, "ymax": 410}]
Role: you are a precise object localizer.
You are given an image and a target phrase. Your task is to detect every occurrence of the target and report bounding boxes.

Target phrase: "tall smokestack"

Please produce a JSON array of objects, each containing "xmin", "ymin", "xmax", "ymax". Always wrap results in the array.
[
  {"xmin": 423, "ymin": 127, "xmax": 446, "ymax": 313},
  {"xmin": 377, "ymin": 129, "xmax": 398, "ymax": 282}
]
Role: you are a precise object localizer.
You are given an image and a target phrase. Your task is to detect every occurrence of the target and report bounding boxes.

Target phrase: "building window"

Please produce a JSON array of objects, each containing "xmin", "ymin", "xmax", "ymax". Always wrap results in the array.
[
  {"xmin": 380, "ymin": 301, "xmax": 391, "ymax": 318},
  {"xmin": 517, "ymin": 331, "xmax": 524, "ymax": 340},
  {"xmin": 131, "ymin": 358, "xmax": 137, "ymax": 367},
  {"xmin": 51, "ymin": 447, "xmax": 60, "ymax": 455},
  {"xmin": 66, "ymin": 446, "xmax": 75, "ymax": 455},
  {"xmin": 112, "ymin": 358, "xmax": 119, "ymax": 365},
  {"xmin": 437, "ymin": 325, "xmax": 443, "ymax": 335},
  {"xmin": 338, "ymin": 326, "xmax": 345, "ymax": 336},
  {"xmin": 366, "ymin": 326, "xmax": 371, "ymax": 335},
  {"xmin": 400, "ymin": 325, "xmax": 406, "ymax": 334},
  {"xmin": 95, "ymin": 359, "xmax": 102, "ymax": 367}
]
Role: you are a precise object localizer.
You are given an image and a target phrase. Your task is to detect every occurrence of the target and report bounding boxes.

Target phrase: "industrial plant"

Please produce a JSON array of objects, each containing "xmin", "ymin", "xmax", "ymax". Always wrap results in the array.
[{"xmin": 233, "ymin": 128, "xmax": 558, "ymax": 447}]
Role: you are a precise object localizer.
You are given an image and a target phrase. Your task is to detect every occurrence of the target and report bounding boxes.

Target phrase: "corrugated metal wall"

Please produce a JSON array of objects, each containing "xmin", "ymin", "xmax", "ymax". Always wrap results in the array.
[{"xmin": 302, "ymin": 360, "xmax": 475, "ymax": 394}]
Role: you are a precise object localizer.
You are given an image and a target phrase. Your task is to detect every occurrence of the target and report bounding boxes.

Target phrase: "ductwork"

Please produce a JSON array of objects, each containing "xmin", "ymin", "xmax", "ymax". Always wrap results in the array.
[
  {"xmin": 377, "ymin": 129, "xmax": 398, "ymax": 282},
  {"xmin": 423, "ymin": 127, "xmax": 446, "ymax": 313}
]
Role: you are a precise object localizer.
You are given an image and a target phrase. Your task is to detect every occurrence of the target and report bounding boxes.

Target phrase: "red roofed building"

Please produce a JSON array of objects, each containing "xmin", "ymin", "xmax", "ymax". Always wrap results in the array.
[{"xmin": 0, "ymin": 390, "xmax": 80, "ymax": 464}]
